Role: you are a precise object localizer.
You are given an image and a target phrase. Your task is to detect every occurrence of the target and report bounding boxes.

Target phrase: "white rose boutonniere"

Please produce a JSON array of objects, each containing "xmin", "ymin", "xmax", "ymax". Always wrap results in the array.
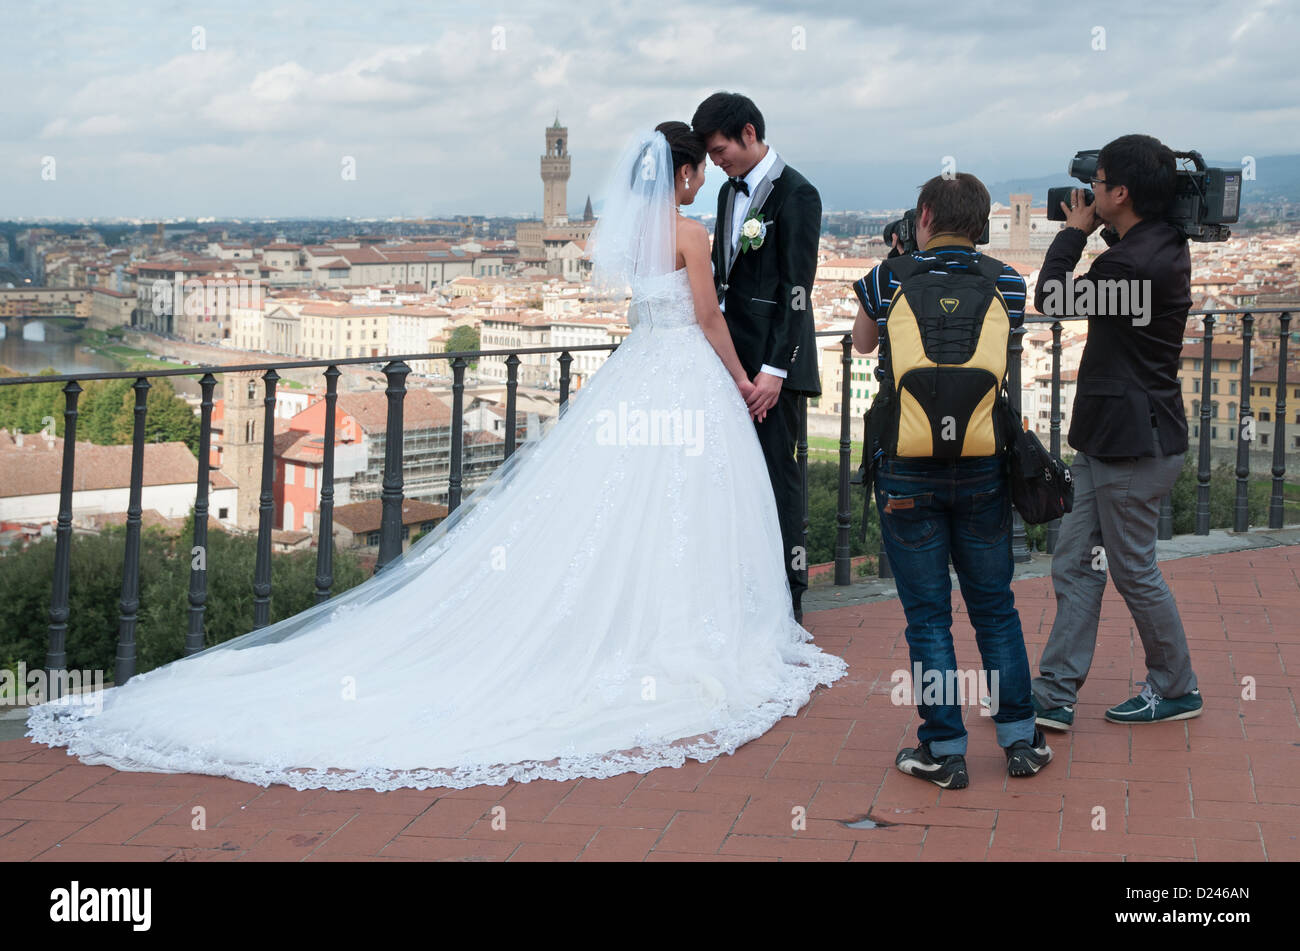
[{"xmin": 739, "ymin": 211, "xmax": 769, "ymax": 253}]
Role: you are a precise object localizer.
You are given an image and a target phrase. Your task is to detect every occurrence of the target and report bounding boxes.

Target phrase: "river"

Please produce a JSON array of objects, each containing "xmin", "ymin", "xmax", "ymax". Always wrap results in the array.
[{"xmin": 0, "ymin": 319, "xmax": 122, "ymax": 377}]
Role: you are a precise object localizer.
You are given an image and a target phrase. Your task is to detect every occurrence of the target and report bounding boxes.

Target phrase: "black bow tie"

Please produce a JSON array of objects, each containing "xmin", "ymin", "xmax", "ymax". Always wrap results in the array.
[{"xmin": 727, "ymin": 177, "xmax": 750, "ymax": 197}]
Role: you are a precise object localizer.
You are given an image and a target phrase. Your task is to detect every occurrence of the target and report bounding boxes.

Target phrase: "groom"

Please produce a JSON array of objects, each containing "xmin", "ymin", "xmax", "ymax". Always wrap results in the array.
[{"xmin": 691, "ymin": 92, "xmax": 822, "ymax": 622}]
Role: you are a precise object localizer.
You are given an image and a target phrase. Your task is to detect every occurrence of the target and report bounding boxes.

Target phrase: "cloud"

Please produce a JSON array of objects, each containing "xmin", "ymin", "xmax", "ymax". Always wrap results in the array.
[{"xmin": 1, "ymin": 0, "xmax": 1296, "ymax": 218}]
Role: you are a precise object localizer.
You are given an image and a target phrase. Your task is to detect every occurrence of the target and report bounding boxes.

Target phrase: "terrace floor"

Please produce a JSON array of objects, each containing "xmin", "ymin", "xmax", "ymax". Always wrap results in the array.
[{"xmin": 2, "ymin": 536, "xmax": 1298, "ymax": 862}]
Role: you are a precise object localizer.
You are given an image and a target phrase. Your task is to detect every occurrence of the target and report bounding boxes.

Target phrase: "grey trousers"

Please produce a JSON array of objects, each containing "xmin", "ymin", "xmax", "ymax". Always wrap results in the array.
[{"xmin": 1032, "ymin": 428, "xmax": 1198, "ymax": 706}]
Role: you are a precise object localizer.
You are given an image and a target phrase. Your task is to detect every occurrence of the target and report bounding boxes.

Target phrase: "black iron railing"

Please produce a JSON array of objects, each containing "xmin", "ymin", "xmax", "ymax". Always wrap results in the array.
[
  {"xmin": 1, "ymin": 342, "xmax": 612, "ymax": 683},
  {"xmin": 1, "ymin": 308, "xmax": 1294, "ymax": 686}
]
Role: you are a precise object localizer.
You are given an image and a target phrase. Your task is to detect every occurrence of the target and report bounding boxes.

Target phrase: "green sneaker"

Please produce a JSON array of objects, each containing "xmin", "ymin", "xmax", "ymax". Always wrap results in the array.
[
  {"xmin": 1031, "ymin": 695, "xmax": 1074, "ymax": 732},
  {"xmin": 1105, "ymin": 683, "xmax": 1203, "ymax": 724}
]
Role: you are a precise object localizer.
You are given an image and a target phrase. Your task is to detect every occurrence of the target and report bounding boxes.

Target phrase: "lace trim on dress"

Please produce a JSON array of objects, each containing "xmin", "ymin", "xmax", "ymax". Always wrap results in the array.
[{"xmin": 26, "ymin": 638, "xmax": 846, "ymax": 792}]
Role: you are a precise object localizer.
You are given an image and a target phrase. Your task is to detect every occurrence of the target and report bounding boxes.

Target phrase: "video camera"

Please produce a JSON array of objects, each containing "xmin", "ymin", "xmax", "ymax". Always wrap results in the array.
[
  {"xmin": 882, "ymin": 208, "xmax": 990, "ymax": 255},
  {"xmin": 1046, "ymin": 149, "xmax": 1240, "ymax": 241}
]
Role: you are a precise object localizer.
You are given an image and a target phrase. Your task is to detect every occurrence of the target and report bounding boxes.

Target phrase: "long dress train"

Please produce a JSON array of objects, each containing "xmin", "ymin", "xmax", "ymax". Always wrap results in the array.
[{"xmin": 26, "ymin": 266, "xmax": 847, "ymax": 791}]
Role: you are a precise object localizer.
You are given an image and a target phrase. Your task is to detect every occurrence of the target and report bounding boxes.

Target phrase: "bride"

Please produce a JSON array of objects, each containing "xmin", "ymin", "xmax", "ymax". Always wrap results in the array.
[{"xmin": 26, "ymin": 121, "xmax": 847, "ymax": 792}]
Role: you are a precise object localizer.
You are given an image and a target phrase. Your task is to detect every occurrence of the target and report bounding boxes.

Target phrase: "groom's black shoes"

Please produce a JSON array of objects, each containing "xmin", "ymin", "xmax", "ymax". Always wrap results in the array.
[{"xmin": 895, "ymin": 742, "xmax": 969, "ymax": 789}]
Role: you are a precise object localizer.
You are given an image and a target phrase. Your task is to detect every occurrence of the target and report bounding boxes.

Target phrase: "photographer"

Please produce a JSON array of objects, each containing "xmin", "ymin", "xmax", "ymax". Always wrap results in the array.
[
  {"xmin": 851, "ymin": 174, "xmax": 1050, "ymax": 788},
  {"xmin": 1031, "ymin": 133, "xmax": 1202, "ymax": 729}
]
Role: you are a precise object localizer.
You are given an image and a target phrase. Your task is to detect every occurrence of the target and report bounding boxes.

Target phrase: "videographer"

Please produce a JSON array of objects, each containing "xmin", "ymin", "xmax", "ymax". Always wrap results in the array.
[
  {"xmin": 1031, "ymin": 133, "xmax": 1202, "ymax": 729},
  {"xmin": 851, "ymin": 174, "xmax": 1051, "ymax": 788}
]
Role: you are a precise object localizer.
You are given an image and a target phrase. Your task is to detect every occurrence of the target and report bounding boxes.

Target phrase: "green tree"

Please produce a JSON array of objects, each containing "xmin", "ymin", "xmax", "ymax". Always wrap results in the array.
[
  {"xmin": 0, "ymin": 518, "xmax": 368, "ymax": 681},
  {"xmin": 805, "ymin": 460, "xmax": 881, "ymax": 575},
  {"xmin": 446, "ymin": 325, "xmax": 481, "ymax": 371},
  {"xmin": 0, "ymin": 370, "xmax": 201, "ymax": 453}
]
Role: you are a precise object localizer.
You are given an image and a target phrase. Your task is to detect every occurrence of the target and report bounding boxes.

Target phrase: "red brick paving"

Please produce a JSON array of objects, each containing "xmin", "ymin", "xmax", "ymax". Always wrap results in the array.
[{"xmin": 4, "ymin": 546, "xmax": 1298, "ymax": 861}]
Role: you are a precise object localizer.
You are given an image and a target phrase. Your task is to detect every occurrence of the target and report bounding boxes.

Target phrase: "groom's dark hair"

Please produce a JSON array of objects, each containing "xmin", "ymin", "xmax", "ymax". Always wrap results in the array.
[{"xmin": 691, "ymin": 92, "xmax": 765, "ymax": 144}]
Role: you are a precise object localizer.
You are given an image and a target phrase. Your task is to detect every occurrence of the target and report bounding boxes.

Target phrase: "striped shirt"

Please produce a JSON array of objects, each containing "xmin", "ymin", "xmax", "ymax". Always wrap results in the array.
[{"xmin": 852, "ymin": 244, "xmax": 1027, "ymax": 384}]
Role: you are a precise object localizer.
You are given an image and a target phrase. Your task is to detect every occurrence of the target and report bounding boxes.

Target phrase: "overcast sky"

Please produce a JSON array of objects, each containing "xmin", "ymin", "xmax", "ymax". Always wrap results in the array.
[{"xmin": 3, "ymin": 0, "xmax": 1297, "ymax": 220}]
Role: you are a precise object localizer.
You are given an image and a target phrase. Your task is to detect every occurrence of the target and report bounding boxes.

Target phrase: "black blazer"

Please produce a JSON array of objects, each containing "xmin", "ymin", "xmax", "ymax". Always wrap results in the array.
[
  {"xmin": 1035, "ymin": 219, "xmax": 1192, "ymax": 458},
  {"xmin": 711, "ymin": 156, "xmax": 822, "ymax": 396}
]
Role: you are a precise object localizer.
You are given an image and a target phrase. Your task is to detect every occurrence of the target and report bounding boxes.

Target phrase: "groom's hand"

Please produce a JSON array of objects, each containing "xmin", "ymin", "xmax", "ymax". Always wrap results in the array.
[{"xmin": 746, "ymin": 371, "xmax": 782, "ymax": 421}]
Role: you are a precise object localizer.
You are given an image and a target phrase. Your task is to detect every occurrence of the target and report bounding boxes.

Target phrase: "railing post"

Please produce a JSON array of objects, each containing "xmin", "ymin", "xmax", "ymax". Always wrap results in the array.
[
  {"xmin": 186, "ymin": 373, "xmax": 217, "ymax": 654},
  {"xmin": 1234, "ymin": 313, "xmax": 1255, "ymax": 533},
  {"xmin": 252, "ymin": 369, "xmax": 279, "ymax": 629},
  {"xmin": 45, "ymin": 380, "xmax": 82, "ymax": 691},
  {"xmin": 1047, "ymin": 320, "xmax": 1063, "ymax": 554},
  {"xmin": 315, "ymin": 366, "xmax": 340, "ymax": 602},
  {"xmin": 115, "ymin": 377, "xmax": 150, "ymax": 684},
  {"xmin": 1270, "ymin": 312, "xmax": 1292, "ymax": 529},
  {"xmin": 834, "ymin": 334, "xmax": 853, "ymax": 585},
  {"xmin": 798, "ymin": 394, "xmax": 810, "ymax": 595},
  {"xmin": 504, "ymin": 353, "xmax": 520, "ymax": 460},
  {"xmin": 376, "ymin": 360, "xmax": 410, "ymax": 572},
  {"xmin": 558, "ymin": 350, "xmax": 573, "ymax": 409},
  {"xmin": 1008, "ymin": 326, "xmax": 1030, "ymax": 562},
  {"xmin": 1195, "ymin": 315, "xmax": 1215, "ymax": 535},
  {"xmin": 449, "ymin": 355, "xmax": 467, "ymax": 512}
]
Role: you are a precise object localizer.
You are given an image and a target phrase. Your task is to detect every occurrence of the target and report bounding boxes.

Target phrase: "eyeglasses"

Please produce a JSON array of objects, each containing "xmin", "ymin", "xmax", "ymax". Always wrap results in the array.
[{"xmin": 1089, "ymin": 177, "xmax": 1120, "ymax": 190}]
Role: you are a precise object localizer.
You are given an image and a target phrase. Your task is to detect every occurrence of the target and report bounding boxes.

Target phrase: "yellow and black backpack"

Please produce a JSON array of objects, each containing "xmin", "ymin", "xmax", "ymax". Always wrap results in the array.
[
  {"xmin": 854, "ymin": 252, "xmax": 1015, "ymax": 539},
  {"xmin": 873, "ymin": 252, "xmax": 1013, "ymax": 459}
]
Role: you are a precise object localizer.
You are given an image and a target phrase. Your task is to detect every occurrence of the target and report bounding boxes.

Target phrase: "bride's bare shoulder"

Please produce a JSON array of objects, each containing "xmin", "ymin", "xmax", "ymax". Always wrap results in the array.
[{"xmin": 675, "ymin": 216, "xmax": 708, "ymax": 248}]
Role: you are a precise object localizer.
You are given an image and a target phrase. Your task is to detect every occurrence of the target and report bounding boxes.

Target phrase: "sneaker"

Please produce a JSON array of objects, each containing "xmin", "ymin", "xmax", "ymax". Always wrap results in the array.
[
  {"xmin": 1005, "ymin": 728, "xmax": 1053, "ymax": 777},
  {"xmin": 1031, "ymin": 695, "xmax": 1074, "ymax": 732},
  {"xmin": 895, "ymin": 742, "xmax": 969, "ymax": 789},
  {"xmin": 1105, "ymin": 683, "xmax": 1203, "ymax": 724}
]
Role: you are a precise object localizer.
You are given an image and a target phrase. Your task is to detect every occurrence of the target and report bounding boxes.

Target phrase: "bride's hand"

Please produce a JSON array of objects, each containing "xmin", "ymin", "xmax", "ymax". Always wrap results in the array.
[{"xmin": 736, "ymin": 376, "xmax": 756, "ymax": 404}]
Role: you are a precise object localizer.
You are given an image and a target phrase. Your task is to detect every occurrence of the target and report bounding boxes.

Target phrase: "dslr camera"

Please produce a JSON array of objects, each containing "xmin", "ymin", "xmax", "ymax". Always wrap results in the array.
[
  {"xmin": 882, "ymin": 208, "xmax": 990, "ymax": 255},
  {"xmin": 1046, "ymin": 149, "xmax": 1240, "ymax": 241}
]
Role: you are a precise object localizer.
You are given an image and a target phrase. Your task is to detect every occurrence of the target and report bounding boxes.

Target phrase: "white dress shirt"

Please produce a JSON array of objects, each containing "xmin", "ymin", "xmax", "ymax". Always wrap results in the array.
[{"xmin": 721, "ymin": 146, "xmax": 786, "ymax": 380}]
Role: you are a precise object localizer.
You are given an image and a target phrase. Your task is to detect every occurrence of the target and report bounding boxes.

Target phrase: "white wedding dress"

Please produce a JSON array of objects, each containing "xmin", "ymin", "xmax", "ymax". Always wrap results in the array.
[{"xmin": 26, "ymin": 129, "xmax": 847, "ymax": 792}]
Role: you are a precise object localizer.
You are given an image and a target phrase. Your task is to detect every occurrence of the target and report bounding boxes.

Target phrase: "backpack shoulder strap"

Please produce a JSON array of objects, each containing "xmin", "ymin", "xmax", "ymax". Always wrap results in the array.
[
  {"xmin": 972, "ymin": 252, "xmax": 1006, "ymax": 284},
  {"xmin": 881, "ymin": 254, "xmax": 924, "ymax": 284}
]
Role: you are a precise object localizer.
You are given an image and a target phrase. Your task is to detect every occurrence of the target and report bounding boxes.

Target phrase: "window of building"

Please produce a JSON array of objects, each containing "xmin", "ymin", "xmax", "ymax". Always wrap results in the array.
[
  {"xmin": 285, "ymin": 463, "xmax": 294, "ymax": 485},
  {"xmin": 1193, "ymin": 379, "xmax": 1200, "ymax": 393},
  {"xmin": 1212, "ymin": 379, "xmax": 1219, "ymax": 394},
  {"xmin": 1262, "ymin": 433, "xmax": 1270, "ymax": 446},
  {"xmin": 1262, "ymin": 386, "xmax": 1271, "ymax": 397},
  {"xmin": 1230, "ymin": 380, "xmax": 1237, "ymax": 395},
  {"xmin": 1262, "ymin": 409, "xmax": 1271, "ymax": 422},
  {"xmin": 218, "ymin": 507, "xmax": 228, "ymax": 519},
  {"xmin": 366, "ymin": 531, "xmax": 380, "ymax": 546},
  {"xmin": 304, "ymin": 466, "xmax": 315, "ymax": 489}
]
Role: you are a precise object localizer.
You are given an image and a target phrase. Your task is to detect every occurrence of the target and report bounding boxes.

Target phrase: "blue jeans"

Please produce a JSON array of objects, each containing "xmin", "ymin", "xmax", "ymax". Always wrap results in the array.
[{"xmin": 875, "ymin": 455, "xmax": 1035, "ymax": 755}]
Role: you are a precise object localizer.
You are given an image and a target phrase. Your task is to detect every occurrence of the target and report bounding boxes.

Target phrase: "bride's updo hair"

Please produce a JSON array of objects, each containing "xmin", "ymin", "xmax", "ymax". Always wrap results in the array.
[{"xmin": 655, "ymin": 121, "xmax": 705, "ymax": 175}]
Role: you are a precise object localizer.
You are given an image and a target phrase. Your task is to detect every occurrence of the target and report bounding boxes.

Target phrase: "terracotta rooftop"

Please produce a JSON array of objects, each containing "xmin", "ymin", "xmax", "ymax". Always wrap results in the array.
[
  {"xmin": 332, "ymin": 497, "xmax": 449, "ymax": 534},
  {"xmin": 0, "ymin": 433, "xmax": 234, "ymax": 498}
]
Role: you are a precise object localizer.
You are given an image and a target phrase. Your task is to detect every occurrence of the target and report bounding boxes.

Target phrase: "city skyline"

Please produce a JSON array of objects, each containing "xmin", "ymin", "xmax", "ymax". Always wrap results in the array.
[{"xmin": 4, "ymin": 0, "xmax": 1298, "ymax": 219}]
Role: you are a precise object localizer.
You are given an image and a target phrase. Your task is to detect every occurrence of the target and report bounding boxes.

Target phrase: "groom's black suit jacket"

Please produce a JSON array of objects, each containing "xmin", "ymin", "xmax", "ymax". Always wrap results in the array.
[{"xmin": 711, "ymin": 156, "xmax": 822, "ymax": 397}]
